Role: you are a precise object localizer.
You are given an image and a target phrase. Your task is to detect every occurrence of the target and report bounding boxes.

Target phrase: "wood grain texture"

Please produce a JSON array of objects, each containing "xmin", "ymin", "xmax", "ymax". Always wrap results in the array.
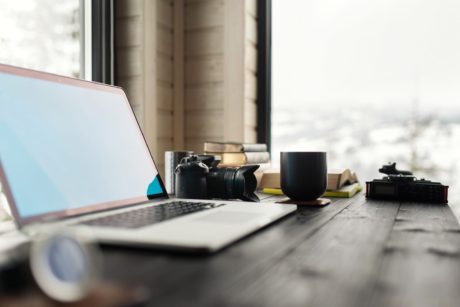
[
  {"xmin": 229, "ymin": 198, "xmax": 400, "ymax": 307},
  {"xmin": 185, "ymin": 110, "xmax": 224, "ymax": 138},
  {"xmin": 245, "ymin": 11, "xmax": 257, "ymax": 45},
  {"xmin": 245, "ymin": 43, "xmax": 257, "ymax": 73},
  {"xmin": 100, "ymin": 196, "xmax": 460, "ymax": 307},
  {"xmin": 185, "ymin": 0, "xmax": 224, "ymax": 30},
  {"xmin": 102, "ymin": 196, "xmax": 357, "ymax": 305},
  {"xmin": 184, "ymin": 83, "xmax": 224, "ymax": 111},
  {"xmin": 244, "ymin": 99, "xmax": 257, "ymax": 128},
  {"xmin": 115, "ymin": 17, "xmax": 142, "ymax": 47},
  {"xmin": 156, "ymin": 109, "xmax": 174, "ymax": 138},
  {"xmin": 185, "ymin": 136, "xmax": 223, "ymax": 153},
  {"xmin": 115, "ymin": 0, "xmax": 259, "ymax": 155},
  {"xmin": 157, "ymin": 82, "xmax": 173, "ymax": 111},
  {"xmin": 223, "ymin": 0, "xmax": 245, "ymax": 141},
  {"xmin": 157, "ymin": 27, "xmax": 173, "ymax": 57},
  {"xmin": 368, "ymin": 202, "xmax": 460, "ymax": 307},
  {"xmin": 117, "ymin": 76, "xmax": 143, "ymax": 107},
  {"xmin": 245, "ymin": 71, "xmax": 257, "ymax": 100},
  {"xmin": 116, "ymin": 47, "xmax": 143, "ymax": 77},
  {"xmin": 115, "ymin": 0, "xmax": 143, "ymax": 18},
  {"xmin": 185, "ymin": 27, "xmax": 224, "ymax": 57},
  {"xmin": 142, "ymin": 0, "xmax": 158, "ymax": 154},
  {"xmin": 185, "ymin": 55, "xmax": 224, "ymax": 85},
  {"xmin": 173, "ymin": 0, "xmax": 185, "ymax": 149},
  {"xmin": 157, "ymin": 0, "xmax": 174, "ymax": 29}
]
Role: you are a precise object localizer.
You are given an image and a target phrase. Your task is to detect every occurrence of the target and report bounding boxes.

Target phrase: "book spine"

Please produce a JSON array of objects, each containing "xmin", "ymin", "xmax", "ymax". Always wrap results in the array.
[
  {"xmin": 245, "ymin": 152, "xmax": 270, "ymax": 164},
  {"xmin": 241, "ymin": 144, "xmax": 268, "ymax": 152},
  {"xmin": 262, "ymin": 188, "xmax": 284, "ymax": 195},
  {"xmin": 203, "ymin": 143, "xmax": 224, "ymax": 152}
]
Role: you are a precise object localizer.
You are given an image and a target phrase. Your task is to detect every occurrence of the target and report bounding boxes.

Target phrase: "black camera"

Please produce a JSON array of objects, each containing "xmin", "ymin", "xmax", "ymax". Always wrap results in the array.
[
  {"xmin": 175, "ymin": 155, "xmax": 260, "ymax": 202},
  {"xmin": 366, "ymin": 163, "xmax": 448, "ymax": 204}
]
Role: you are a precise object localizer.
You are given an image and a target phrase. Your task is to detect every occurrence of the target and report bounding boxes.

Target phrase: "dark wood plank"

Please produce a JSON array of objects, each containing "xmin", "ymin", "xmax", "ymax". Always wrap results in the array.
[
  {"xmin": 102, "ymin": 196, "xmax": 359, "ymax": 305},
  {"xmin": 222, "ymin": 197, "xmax": 401, "ymax": 307},
  {"xmin": 368, "ymin": 202, "xmax": 460, "ymax": 307}
]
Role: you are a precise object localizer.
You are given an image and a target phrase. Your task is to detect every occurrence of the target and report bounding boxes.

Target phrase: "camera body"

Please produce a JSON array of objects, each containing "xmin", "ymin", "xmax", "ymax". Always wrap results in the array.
[
  {"xmin": 366, "ymin": 174, "xmax": 449, "ymax": 204},
  {"xmin": 175, "ymin": 155, "xmax": 260, "ymax": 202}
]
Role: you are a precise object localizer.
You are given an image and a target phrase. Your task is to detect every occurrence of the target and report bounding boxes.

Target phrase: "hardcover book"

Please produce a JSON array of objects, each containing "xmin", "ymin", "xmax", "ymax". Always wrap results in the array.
[
  {"xmin": 262, "ymin": 182, "xmax": 362, "ymax": 198},
  {"xmin": 257, "ymin": 169, "xmax": 359, "ymax": 191},
  {"xmin": 206, "ymin": 152, "xmax": 270, "ymax": 165},
  {"xmin": 204, "ymin": 142, "xmax": 268, "ymax": 153},
  {"xmin": 327, "ymin": 169, "xmax": 358, "ymax": 191}
]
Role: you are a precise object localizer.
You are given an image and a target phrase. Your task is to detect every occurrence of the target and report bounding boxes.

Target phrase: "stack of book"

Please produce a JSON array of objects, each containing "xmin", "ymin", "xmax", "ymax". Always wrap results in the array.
[
  {"xmin": 260, "ymin": 168, "xmax": 362, "ymax": 198},
  {"xmin": 324, "ymin": 169, "xmax": 362, "ymax": 198},
  {"xmin": 204, "ymin": 141, "xmax": 270, "ymax": 167}
]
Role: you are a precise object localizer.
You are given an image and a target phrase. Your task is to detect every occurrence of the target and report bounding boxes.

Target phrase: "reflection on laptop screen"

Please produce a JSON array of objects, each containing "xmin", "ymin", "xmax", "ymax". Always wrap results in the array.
[{"xmin": 0, "ymin": 69, "xmax": 165, "ymax": 220}]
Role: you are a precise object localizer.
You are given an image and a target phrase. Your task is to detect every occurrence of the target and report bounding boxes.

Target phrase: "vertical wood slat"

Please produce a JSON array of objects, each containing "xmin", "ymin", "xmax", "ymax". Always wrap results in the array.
[
  {"xmin": 223, "ymin": 0, "xmax": 245, "ymax": 141},
  {"xmin": 116, "ymin": 0, "xmax": 258, "ymax": 156},
  {"xmin": 174, "ymin": 0, "xmax": 185, "ymax": 149},
  {"xmin": 142, "ymin": 0, "xmax": 158, "ymax": 154}
]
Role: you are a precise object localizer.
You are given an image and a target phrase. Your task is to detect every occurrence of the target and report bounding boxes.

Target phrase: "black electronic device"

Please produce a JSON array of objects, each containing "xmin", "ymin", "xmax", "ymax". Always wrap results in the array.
[
  {"xmin": 366, "ymin": 163, "xmax": 448, "ymax": 203},
  {"xmin": 175, "ymin": 155, "xmax": 260, "ymax": 202},
  {"xmin": 379, "ymin": 162, "xmax": 413, "ymax": 176}
]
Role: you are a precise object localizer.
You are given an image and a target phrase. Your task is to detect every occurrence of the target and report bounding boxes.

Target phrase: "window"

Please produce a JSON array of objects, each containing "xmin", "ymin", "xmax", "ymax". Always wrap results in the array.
[
  {"xmin": 271, "ymin": 0, "xmax": 460, "ymax": 209},
  {"xmin": 0, "ymin": 0, "xmax": 85, "ymax": 78}
]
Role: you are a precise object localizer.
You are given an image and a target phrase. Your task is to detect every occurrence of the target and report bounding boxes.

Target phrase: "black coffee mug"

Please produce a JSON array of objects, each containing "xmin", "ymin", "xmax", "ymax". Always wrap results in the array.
[{"xmin": 281, "ymin": 152, "xmax": 327, "ymax": 201}]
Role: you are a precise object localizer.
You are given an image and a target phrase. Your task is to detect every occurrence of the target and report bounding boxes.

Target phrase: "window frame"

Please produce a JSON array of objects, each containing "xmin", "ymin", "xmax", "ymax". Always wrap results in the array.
[
  {"xmin": 90, "ymin": 0, "xmax": 115, "ymax": 85},
  {"xmin": 257, "ymin": 0, "xmax": 272, "ymax": 150}
]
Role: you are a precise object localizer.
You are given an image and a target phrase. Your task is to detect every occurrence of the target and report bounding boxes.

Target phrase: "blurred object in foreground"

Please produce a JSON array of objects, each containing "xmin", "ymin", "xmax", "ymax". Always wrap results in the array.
[{"xmin": 0, "ymin": 229, "xmax": 99, "ymax": 302}]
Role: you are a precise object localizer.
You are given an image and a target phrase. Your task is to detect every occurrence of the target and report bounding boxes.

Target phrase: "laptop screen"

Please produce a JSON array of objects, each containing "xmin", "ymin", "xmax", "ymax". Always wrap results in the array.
[{"xmin": 0, "ymin": 65, "xmax": 167, "ymax": 225}]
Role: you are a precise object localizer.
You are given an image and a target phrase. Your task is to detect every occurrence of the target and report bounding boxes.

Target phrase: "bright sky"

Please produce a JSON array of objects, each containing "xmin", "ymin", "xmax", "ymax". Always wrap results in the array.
[{"xmin": 273, "ymin": 0, "xmax": 460, "ymax": 110}]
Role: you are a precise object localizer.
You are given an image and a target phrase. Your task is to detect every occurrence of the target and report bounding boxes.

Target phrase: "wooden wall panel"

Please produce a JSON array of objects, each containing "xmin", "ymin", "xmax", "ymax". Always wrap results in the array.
[
  {"xmin": 115, "ymin": 0, "xmax": 259, "ymax": 167},
  {"xmin": 157, "ymin": 56, "xmax": 174, "ymax": 84},
  {"xmin": 157, "ymin": 0, "xmax": 174, "ymax": 29},
  {"xmin": 184, "ymin": 83, "xmax": 224, "ymax": 110},
  {"xmin": 117, "ymin": 76, "xmax": 143, "ymax": 107},
  {"xmin": 155, "ymin": 0, "xmax": 176, "ymax": 176},
  {"xmin": 184, "ymin": 0, "xmax": 225, "ymax": 152},
  {"xmin": 245, "ymin": 12, "xmax": 258, "ymax": 45},
  {"xmin": 243, "ymin": 0, "xmax": 258, "ymax": 142},
  {"xmin": 185, "ymin": 111, "xmax": 223, "ymax": 137},
  {"xmin": 244, "ymin": 99, "xmax": 257, "ymax": 128},
  {"xmin": 173, "ymin": 0, "xmax": 185, "ymax": 149},
  {"xmin": 116, "ymin": 17, "xmax": 142, "ymax": 47},
  {"xmin": 131, "ymin": 104, "xmax": 145, "ymax": 128},
  {"xmin": 115, "ymin": 0, "xmax": 176, "ymax": 177},
  {"xmin": 245, "ymin": 43, "xmax": 257, "ymax": 73},
  {"xmin": 185, "ymin": 136, "xmax": 222, "ymax": 154},
  {"xmin": 185, "ymin": 27, "xmax": 224, "ymax": 57},
  {"xmin": 185, "ymin": 0, "xmax": 224, "ymax": 30},
  {"xmin": 157, "ymin": 28, "xmax": 173, "ymax": 56},
  {"xmin": 116, "ymin": 47, "xmax": 143, "ymax": 77},
  {"xmin": 245, "ymin": 71, "xmax": 257, "ymax": 101},
  {"xmin": 157, "ymin": 110, "xmax": 174, "ymax": 138},
  {"xmin": 185, "ymin": 55, "xmax": 224, "ymax": 85},
  {"xmin": 157, "ymin": 83, "xmax": 173, "ymax": 111},
  {"xmin": 115, "ymin": 0, "xmax": 143, "ymax": 18}
]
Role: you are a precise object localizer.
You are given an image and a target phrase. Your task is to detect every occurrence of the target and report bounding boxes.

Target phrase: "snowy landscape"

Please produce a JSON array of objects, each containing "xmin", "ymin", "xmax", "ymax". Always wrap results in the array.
[{"xmin": 272, "ymin": 103, "xmax": 460, "ymax": 217}]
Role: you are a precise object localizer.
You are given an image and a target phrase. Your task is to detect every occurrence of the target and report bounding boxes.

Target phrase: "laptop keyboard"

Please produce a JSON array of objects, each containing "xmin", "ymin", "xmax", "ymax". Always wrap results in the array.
[{"xmin": 80, "ymin": 201, "xmax": 225, "ymax": 229}]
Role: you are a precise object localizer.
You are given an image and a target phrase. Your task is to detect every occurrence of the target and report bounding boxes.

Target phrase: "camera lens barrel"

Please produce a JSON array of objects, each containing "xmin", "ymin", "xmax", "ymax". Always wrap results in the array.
[
  {"xmin": 207, "ymin": 165, "xmax": 259, "ymax": 202},
  {"xmin": 175, "ymin": 155, "xmax": 259, "ymax": 202}
]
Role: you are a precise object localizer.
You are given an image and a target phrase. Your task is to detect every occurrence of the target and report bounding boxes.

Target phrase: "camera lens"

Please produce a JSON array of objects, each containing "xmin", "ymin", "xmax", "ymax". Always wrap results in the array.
[{"xmin": 207, "ymin": 165, "xmax": 259, "ymax": 202}]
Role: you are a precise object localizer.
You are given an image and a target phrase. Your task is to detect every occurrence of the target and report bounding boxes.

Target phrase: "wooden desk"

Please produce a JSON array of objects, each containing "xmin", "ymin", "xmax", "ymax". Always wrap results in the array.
[{"xmin": 102, "ymin": 194, "xmax": 460, "ymax": 307}]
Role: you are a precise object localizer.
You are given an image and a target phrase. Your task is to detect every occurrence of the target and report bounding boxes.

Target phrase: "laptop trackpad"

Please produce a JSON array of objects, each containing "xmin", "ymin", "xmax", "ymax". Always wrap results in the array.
[{"xmin": 193, "ymin": 211, "xmax": 259, "ymax": 224}]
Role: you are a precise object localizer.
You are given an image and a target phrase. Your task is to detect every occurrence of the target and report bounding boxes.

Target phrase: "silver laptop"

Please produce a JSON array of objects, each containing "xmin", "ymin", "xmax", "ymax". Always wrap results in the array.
[{"xmin": 0, "ymin": 64, "xmax": 296, "ymax": 252}]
